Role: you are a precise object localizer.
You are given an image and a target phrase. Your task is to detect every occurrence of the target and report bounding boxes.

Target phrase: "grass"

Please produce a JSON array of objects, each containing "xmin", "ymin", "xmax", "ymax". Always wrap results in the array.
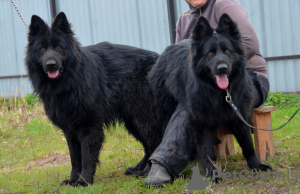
[{"xmin": 0, "ymin": 92, "xmax": 299, "ymax": 193}]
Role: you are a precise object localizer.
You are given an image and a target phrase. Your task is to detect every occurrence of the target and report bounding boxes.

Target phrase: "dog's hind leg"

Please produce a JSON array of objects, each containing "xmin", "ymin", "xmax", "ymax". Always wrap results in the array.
[
  {"xmin": 123, "ymin": 119, "xmax": 161, "ymax": 176},
  {"xmin": 124, "ymin": 148, "xmax": 149, "ymax": 176},
  {"xmin": 123, "ymin": 119, "xmax": 149, "ymax": 176},
  {"xmin": 230, "ymin": 121, "xmax": 272, "ymax": 172}
]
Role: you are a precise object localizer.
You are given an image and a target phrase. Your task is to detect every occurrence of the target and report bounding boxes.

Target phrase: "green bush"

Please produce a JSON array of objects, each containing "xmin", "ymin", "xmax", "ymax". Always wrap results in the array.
[
  {"xmin": 0, "ymin": 93, "xmax": 39, "ymax": 110},
  {"xmin": 24, "ymin": 93, "xmax": 39, "ymax": 106},
  {"xmin": 263, "ymin": 92, "xmax": 300, "ymax": 109}
]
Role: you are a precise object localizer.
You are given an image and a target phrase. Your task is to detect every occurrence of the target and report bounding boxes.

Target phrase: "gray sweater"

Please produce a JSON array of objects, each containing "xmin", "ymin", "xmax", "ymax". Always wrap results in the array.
[{"xmin": 176, "ymin": 0, "xmax": 268, "ymax": 77}]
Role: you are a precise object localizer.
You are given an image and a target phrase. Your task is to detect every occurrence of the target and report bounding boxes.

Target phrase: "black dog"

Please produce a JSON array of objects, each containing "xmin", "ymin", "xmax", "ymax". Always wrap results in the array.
[
  {"xmin": 148, "ymin": 14, "xmax": 272, "ymax": 181},
  {"xmin": 25, "ymin": 12, "xmax": 162, "ymax": 186}
]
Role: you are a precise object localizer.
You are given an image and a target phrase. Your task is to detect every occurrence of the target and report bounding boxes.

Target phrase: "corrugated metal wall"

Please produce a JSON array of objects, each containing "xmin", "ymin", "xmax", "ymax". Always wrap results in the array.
[
  {"xmin": 237, "ymin": 0, "xmax": 300, "ymax": 93},
  {"xmin": 55, "ymin": 0, "xmax": 170, "ymax": 52},
  {"xmin": 0, "ymin": 0, "xmax": 52, "ymax": 96},
  {"xmin": 0, "ymin": 0, "xmax": 299, "ymax": 96}
]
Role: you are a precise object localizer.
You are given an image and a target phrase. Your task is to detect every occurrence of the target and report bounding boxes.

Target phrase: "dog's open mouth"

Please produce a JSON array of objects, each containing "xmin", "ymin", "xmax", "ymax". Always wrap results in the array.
[
  {"xmin": 48, "ymin": 70, "xmax": 60, "ymax": 79},
  {"xmin": 47, "ymin": 68, "xmax": 63, "ymax": 79},
  {"xmin": 215, "ymin": 74, "xmax": 229, "ymax": 89}
]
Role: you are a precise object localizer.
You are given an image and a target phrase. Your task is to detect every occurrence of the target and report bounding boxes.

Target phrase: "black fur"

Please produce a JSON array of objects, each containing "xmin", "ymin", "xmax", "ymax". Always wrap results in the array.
[
  {"xmin": 26, "ymin": 12, "xmax": 162, "ymax": 186},
  {"xmin": 148, "ymin": 14, "xmax": 272, "ymax": 181}
]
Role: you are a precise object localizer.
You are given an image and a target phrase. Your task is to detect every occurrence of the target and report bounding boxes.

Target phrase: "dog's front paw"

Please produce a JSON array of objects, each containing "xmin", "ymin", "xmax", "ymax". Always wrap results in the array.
[
  {"xmin": 60, "ymin": 179, "xmax": 77, "ymax": 186},
  {"xmin": 211, "ymin": 177, "xmax": 223, "ymax": 184},
  {"xmin": 257, "ymin": 164, "xmax": 273, "ymax": 172},
  {"xmin": 72, "ymin": 179, "xmax": 89, "ymax": 187},
  {"xmin": 61, "ymin": 178, "xmax": 91, "ymax": 187},
  {"xmin": 124, "ymin": 167, "xmax": 138, "ymax": 175},
  {"xmin": 125, "ymin": 165, "xmax": 149, "ymax": 176}
]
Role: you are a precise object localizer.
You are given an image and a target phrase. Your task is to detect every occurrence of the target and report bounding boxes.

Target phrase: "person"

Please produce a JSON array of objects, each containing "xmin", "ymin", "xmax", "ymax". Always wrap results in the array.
[{"xmin": 144, "ymin": 0, "xmax": 270, "ymax": 187}]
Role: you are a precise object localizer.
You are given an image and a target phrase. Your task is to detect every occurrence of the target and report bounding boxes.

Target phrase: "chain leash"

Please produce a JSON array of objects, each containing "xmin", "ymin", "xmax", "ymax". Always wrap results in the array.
[{"xmin": 11, "ymin": 0, "xmax": 29, "ymax": 29}]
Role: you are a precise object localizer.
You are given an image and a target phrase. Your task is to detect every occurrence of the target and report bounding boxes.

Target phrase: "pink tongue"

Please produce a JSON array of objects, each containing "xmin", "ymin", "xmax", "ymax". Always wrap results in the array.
[
  {"xmin": 215, "ymin": 74, "xmax": 229, "ymax": 89},
  {"xmin": 48, "ymin": 70, "xmax": 59, "ymax": 79}
]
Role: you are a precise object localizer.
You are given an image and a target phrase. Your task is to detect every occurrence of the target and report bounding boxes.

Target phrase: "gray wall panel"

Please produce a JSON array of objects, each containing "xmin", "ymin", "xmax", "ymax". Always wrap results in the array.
[
  {"xmin": 237, "ymin": 0, "xmax": 300, "ymax": 92},
  {"xmin": 56, "ymin": 0, "xmax": 170, "ymax": 53},
  {"xmin": 240, "ymin": 0, "xmax": 300, "ymax": 57},
  {"xmin": 0, "ymin": 77, "xmax": 31, "ymax": 97},
  {"xmin": 267, "ymin": 59, "xmax": 300, "ymax": 93},
  {"xmin": 0, "ymin": 0, "xmax": 18, "ymax": 77},
  {"xmin": 0, "ymin": 0, "xmax": 51, "ymax": 96}
]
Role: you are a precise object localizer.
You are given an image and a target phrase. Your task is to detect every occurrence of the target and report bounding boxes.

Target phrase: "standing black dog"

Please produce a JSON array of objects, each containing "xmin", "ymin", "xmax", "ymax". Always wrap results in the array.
[
  {"xmin": 148, "ymin": 14, "xmax": 272, "ymax": 181},
  {"xmin": 25, "ymin": 12, "xmax": 162, "ymax": 186}
]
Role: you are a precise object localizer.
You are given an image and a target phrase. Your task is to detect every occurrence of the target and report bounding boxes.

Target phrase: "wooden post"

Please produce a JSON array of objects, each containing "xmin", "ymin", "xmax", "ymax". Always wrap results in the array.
[
  {"xmin": 215, "ymin": 127, "xmax": 235, "ymax": 158},
  {"xmin": 216, "ymin": 106, "xmax": 276, "ymax": 161},
  {"xmin": 251, "ymin": 106, "xmax": 276, "ymax": 161}
]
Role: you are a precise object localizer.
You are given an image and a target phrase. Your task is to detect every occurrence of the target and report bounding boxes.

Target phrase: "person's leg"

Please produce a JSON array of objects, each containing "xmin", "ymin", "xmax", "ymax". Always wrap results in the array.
[
  {"xmin": 145, "ymin": 104, "xmax": 195, "ymax": 187},
  {"xmin": 248, "ymin": 70, "xmax": 270, "ymax": 109}
]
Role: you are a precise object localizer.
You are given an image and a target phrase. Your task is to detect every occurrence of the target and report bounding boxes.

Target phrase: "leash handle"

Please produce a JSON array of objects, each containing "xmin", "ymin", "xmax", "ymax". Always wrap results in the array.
[{"xmin": 225, "ymin": 89, "xmax": 300, "ymax": 131}]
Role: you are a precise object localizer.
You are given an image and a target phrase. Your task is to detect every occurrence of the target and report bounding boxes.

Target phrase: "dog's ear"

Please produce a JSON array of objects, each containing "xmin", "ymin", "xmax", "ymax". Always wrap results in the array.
[
  {"xmin": 190, "ymin": 17, "xmax": 213, "ymax": 65},
  {"xmin": 28, "ymin": 15, "xmax": 47, "ymax": 39},
  {"xmin": 52, "ymin": 12, "xmax": 72, "ymax": 34},
  {"xmin": 190, "ymin": 16, "xmax": 213, "ymax": 42},
  {"xmin": 216, "ymin": 14, "xmax": 240, "ymax": 40}
]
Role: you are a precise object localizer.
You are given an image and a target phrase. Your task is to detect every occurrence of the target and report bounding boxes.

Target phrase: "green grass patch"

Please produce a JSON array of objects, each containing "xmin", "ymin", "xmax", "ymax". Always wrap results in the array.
[
  {"xmin": 0, "ymin": 93, "xmax": 299, "ymax": 193},
  {"xmin": 0, "ymin": 93, "xmax": 39, "ymax": 111},
  {"xmin": 263, "ymin": 92, "xmax": 300, "ymax": 108}
]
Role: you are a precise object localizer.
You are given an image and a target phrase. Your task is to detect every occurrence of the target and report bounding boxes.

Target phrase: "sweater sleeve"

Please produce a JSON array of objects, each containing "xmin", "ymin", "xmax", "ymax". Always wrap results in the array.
[
  {"xmin": 175, "ymin": 17, "xmax": 183, "ymax": 43},
  {"xmin": 214, "ymin": 0, "xmax": 259, "ymax": 60}
]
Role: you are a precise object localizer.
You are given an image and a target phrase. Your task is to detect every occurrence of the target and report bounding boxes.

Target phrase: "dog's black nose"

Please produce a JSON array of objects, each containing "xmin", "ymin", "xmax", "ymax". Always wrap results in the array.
[
  {"xmin": 217, "ymin": 63, "xmax": 228, "ymax": 73},
  {"xmin": 46, "ymin": 59, "xmax": 56, "ymax": 67}
]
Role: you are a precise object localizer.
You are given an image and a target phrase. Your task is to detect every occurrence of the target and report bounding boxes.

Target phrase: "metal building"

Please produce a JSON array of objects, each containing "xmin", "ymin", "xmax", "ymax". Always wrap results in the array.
[{"xmin": 0, "ymin": 0, "xmax": 299, "ymax": 96}]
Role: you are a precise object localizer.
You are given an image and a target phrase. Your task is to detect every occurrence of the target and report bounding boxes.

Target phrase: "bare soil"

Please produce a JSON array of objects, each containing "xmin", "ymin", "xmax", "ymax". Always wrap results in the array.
[{"xmin": 27, "ymin": 153, "xmax": 70, "ymax": 168}]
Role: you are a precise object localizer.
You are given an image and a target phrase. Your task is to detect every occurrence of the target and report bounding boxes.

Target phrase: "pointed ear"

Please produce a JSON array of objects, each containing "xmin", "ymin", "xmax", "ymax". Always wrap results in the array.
[
  {"xmin": 52, "ymin": 12, "xmax": 72, "ymax": 33},
  {"xmin": 190, "ymin": 16, "xmax": 213, "ymax": 42},
  {"xmin": 28, "ymin": 15, "xmax": 47, "ymax": 38},
  {"xmin": 216, "ymin": 14, "xmax": 240, "ymax": 40}
]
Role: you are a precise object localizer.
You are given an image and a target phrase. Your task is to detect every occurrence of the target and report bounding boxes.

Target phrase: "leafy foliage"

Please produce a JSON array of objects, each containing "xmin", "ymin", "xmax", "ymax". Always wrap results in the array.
[{"xmin": 263, "ymin": 92, "xmax": 300, "ymax": 109}]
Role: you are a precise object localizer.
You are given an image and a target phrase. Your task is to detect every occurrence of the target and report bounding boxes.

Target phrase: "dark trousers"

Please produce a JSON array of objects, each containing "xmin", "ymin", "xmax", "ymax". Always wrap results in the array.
[{"xmin": 149, "ymin": 70, "xmax": 270, "ymax": 177}]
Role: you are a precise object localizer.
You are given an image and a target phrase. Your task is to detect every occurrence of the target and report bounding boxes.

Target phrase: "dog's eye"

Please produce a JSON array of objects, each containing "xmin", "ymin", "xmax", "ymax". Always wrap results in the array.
[
  {"xmin": 225, "ymin": 50, "xmax": 230, "ymax": 54},
  {"xmin": 208, "ymin": 52, "xmax": 214, "ymax": 56},
  {"xmin": 40, "ymin": 48, "xmax": 46, "ymax": 51},
  {"xmin": 56, "ymin": 46, "xmax": 61, "ymax": 49}
]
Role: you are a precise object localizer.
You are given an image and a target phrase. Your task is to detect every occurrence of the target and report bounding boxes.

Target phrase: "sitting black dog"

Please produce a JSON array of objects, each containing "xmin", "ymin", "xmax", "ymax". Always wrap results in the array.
[{"xmin": 147, "ymin": 14, "xmax": 272, "ymax": 183}]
